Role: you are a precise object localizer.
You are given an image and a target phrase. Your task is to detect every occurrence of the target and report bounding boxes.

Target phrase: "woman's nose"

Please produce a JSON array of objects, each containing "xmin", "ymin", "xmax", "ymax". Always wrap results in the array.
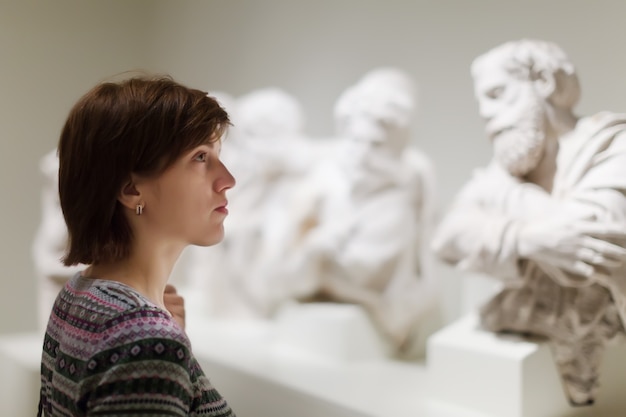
[{"xmin": 215, "ymin": 163, "xmax": 236, "ymax": 192}]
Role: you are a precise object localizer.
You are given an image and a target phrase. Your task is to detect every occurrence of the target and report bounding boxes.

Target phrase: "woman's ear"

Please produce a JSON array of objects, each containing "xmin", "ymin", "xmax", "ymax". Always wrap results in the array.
[
  {"xmin": 533, "ymin": 69, "xmax": 556, "ymax": 99},
  {"xmin": 118, "ymin": 177, "xmax": 141, "ymax": 211}
]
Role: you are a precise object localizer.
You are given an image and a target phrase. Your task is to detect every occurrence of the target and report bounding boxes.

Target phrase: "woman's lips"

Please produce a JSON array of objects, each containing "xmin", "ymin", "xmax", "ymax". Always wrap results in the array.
[{"xmin": 215, "ymin": 202, "xmax": 228, "ymax": 214}]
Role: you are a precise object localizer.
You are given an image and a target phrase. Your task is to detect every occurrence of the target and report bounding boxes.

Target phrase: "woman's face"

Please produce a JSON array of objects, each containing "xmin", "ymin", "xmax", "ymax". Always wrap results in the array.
[{"xmin": 136, "ymin": 140, "xmax": 235, "ymax": 247}]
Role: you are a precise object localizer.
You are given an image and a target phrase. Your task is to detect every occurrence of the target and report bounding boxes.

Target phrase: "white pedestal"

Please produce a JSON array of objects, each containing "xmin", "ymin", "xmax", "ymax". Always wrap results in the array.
[
  {"xmin": 0, "ymin": 332, "xmax": 43, "ymax": 417},
  {"xmin": 427, "ymin": 314, "xmax": 626, "ymax": 417},
  {"xmin": 273, "ymin": 302, "xmax": 392, "ymax": 361},
  {"xmin": 186, "ymin": 316, "xmax": 489, "ymax": 417}
]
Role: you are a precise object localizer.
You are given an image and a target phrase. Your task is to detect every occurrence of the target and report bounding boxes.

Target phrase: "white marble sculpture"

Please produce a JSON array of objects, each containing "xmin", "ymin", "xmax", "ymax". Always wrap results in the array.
[
  {"xmin": 186, "ymin": 88, "xmax": 332, "ymax": 318},
  {"xmin": 32, "ymin": 149, "xmax": 83, "ymax": 329},
  {"xmin": 432, "ymin": 39, "xmax": 626, "ymax": 406},
  {"xmin": 264, "ymin": 68, "xmax": 439, "ymax": 357}
]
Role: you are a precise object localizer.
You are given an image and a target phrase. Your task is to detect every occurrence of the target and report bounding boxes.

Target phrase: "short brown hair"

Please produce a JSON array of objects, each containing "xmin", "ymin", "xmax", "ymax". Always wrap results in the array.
[{"xmin": 58, "ymin": 74, "xmax": 230, "ymax": 266}]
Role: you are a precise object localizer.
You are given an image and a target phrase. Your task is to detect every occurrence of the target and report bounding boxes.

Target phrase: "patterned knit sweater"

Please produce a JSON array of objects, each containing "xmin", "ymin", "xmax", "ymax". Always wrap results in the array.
[{"xmin": 39, "ymin": 274, "xmax": 235, "ymax": 416}]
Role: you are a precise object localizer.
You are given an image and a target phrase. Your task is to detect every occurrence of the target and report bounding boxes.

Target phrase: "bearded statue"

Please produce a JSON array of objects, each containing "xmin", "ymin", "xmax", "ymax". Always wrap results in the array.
[{"xmin": 433, "ymin": 39, "xmax": 626, "ymax": 406}]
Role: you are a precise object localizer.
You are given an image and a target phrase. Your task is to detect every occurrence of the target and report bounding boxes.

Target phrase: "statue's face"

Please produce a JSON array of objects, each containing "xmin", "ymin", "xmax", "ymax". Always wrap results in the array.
[
  {"xmin": 473, "ymin": 63, "xmax": 547, "ymax": 177},
  {"xmin": 335, "ymin": 86, "xmax": 385, "ymax": 146},
  {"xmin": 335, "ymin": 84, "xmax": 411, "ymax": 158}
]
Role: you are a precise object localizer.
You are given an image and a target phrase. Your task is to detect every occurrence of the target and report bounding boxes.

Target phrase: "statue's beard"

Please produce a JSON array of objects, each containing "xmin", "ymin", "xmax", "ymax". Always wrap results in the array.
[{"xmin": 492, "ymin": 105, "xmax": 547, "ymax": 177}]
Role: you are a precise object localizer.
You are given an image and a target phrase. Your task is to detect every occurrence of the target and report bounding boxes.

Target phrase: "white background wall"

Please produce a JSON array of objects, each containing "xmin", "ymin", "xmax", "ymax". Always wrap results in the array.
[
  {"xmin": 0, "ymin": 0, "xmax": 153, "ymax": 332},
  {"xmin": 2, "ymin": 0, "xmax": 626, "ymax": 334}
]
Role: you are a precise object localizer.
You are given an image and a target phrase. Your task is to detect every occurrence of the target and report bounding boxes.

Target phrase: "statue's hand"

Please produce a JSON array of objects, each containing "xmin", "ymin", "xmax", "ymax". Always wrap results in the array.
[
  {"xmin": 517, "ymin": 219, "xmax": 626, "ymax": 282},
  {"xmin": 164, "ymin": 284, "xmax": 186, "ymax": 330}
]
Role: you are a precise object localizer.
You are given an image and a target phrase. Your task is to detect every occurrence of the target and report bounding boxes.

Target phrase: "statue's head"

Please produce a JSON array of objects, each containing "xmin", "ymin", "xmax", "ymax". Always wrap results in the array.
[
  {"xmin": 39, "ymin": 149, "xmax": 61, "ymax": 205},
  {"xmin": 471, "ymin": 39, "xmax": 580, "ymax": 176},
  {"xmin": 236, "ymin": 88, "xmax": 304, "ymax": 140},
  {"xmin": 40, "ymin": 148, "xmax": 59, "ymax": 183},
  {"xmin": 334, "ymin": 67, "xmax": 415, "ymax": 153}
]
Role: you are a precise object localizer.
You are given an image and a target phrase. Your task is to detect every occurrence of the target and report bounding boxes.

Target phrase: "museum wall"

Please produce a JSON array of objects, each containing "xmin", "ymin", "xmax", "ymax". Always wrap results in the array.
[
  {"xmin": 2, "ymin": 0, "xmax": 626, "ymax": 334},
  {"xmin": 0, "ymin": 0, "xmax": 153, "ymax": 333}
]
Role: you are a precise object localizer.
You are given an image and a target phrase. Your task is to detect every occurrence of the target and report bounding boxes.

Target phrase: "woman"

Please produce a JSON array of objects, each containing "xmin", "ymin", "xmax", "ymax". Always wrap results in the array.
[{"xmin": 39, "ymin": 75, "xmax": 236, "ymax": 416}]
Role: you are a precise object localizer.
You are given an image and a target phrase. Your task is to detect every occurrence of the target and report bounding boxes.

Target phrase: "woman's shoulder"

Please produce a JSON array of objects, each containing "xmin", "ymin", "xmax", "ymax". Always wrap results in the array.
[
  {"xmin": 93, "ymin": 307, "xmax": 190, "ymax": 363},
  {"xmin": 67, "ymin": 274, "xmax": 154, "ymax": 310},
  {"xmin": 80, "ymin": 307, "xmax": 194, "ymax": 393},
  {"xmin": 86, "ymin": 303, "xmax": 191, "ymax": 370},
  {"xmin": 60, "ymin": 275, "xmax": 187, "ymax": 345}
]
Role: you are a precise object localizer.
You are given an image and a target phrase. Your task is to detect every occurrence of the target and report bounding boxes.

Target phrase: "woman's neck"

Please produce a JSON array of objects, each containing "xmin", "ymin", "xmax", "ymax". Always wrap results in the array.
[{"xmin": 84, "ymin": 240, "xmax": 184, "ymax": 310}]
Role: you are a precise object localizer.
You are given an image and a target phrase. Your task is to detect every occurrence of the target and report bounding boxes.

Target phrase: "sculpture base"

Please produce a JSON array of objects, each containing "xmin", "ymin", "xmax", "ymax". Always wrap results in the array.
[
  {"xmin": 273, "ymin": 302, "xmax": 393, "ymax": 361},
  {"xmin": 186, "ymin": 315, "xmax": 487, "ymax": 417},
  {"xmin": 427, "ymin": 314, "xmax": 626, "ymax": 417}
]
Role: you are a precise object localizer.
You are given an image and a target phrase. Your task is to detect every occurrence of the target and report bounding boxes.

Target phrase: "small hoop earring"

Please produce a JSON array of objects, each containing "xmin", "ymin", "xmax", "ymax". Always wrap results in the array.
[{"xmin": 136, "ymin": 204, "xmax": 144, "ymax": 215}]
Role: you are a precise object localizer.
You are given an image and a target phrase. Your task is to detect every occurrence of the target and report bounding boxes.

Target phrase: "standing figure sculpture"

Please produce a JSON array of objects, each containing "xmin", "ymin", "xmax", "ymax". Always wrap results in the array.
[
  {"xmin": 32, "ymin": 149, "xmax": 83, "ymax": 329},
  {"xmin": 272, "ymin": 68, "xmax": 438, "ymax": 357},
  {"xmin": 432, "ymin": 39, "xmax": 626, "ymax": 405}
]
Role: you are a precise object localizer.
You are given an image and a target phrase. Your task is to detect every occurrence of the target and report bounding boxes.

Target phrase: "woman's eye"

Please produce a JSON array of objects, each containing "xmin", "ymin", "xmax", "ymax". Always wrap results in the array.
[{"xmin": 194, "ymin": 152, "xmax": 207, "ymax": 162}]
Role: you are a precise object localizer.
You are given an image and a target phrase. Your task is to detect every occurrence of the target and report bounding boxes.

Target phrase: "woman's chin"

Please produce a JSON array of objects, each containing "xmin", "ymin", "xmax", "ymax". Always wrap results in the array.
[{"xmin": 192, "ymin": 231, "xmax": 225, "ymax": 247}]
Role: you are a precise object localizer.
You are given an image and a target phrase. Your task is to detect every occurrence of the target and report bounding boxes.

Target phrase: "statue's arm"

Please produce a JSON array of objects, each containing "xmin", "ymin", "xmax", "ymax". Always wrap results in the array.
[
  {"xmin": 431, "ymin": 162, "xmax": 562, "ymax": 279},
  {"xmin": 431, "ymin": 201, "xmax": 525, "ymax": 279},
  {"xmin": 433, "ymin": 130, "xmax": 626, "ymax": 283}
]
